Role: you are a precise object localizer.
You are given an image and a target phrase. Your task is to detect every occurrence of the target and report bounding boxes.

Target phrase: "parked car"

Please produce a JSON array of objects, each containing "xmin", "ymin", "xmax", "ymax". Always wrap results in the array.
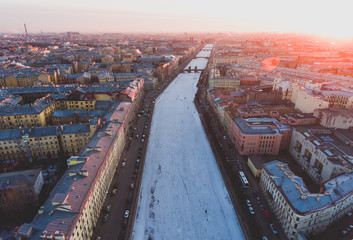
[
  {"xmin": 121, "ymin": 162, "xmax": 126, "ymax": 167},
  {"xmin": 105, "ymin": 205, "xmax": 111, "ymax": 213},
  {"xmin": 103, "ymin": 213, "xmax": 109, "ymax": 222},
  {"xmin": 130, "ymin": 183, "xmax": 135, "ymax": 190},
  {"xmin": 248, "ymin": 207, "xmax": 255, "ymax": 215},
  {"xmin": 246, "ymin": 199, "xmax": 252, "ymax": 207},
  {"xmin": 124, "ymin": 210, "xmax": 130, "ymax": 218},
  {"xmin": 342, "ymin": 230, "xmax": 348, "ymax": 236},
  {"xmin": 112, "ymin": 188, "xmax": 118, "ymax": 195},
  {"xmin": 270, "ymin": 224, "xmax": 278, "ymax": 234}
]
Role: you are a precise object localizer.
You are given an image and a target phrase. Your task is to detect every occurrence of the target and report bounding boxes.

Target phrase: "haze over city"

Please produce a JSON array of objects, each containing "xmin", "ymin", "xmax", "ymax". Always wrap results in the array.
[
  {"xmin": 3, "ymin": 0, "xmax": 353, "ymax": 239},
  {"xmin": 2, "ymin": 0, "xmax": 353, "ymax": 39}
]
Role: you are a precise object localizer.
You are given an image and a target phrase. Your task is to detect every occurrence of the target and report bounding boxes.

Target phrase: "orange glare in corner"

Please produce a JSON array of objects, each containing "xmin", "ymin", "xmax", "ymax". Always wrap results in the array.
[{"xmin": 262, "ymin": 57, "xmax": 280, "ymax": 71}]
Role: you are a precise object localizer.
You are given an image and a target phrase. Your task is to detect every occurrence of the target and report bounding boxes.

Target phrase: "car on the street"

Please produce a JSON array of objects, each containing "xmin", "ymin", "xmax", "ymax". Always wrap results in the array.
[
  {"xmin": 105, "ymin": 205, "xmax": 111, "ymax": 213},
  {"xmin": 132, "ymin": 174, "xmax": 137, "ymax": 179},
  {"xmin": 130, "ymin": 183, "xmax": 135, "ymax": 190},
  {"xmin": 96, "ymin": 237, "xmax": 101, "ymax": 240},
  {"xmin": 112, "ymin": 188, "xmax": 118, "ymax": 195},
  {"xmin": 342, "ymin": 229, "xmax": 348, "ymax": 236},
  {"xmin": 141, "ymin": 138, "xmax": 145, "ymax": 143},
  {"xmin": 262, "ymin": 236, "xmax": 268, "ymax": 240},
  {"xmin": 121, "ymin": 161, "xmax": 126, "ymax": 167},
  {"xmin": 136, "ymin": 159, "xmax": 140, "ymax": 163},
  {"xmin": 346, "ymin": 226, "xmax": 352, "ymax": 232},
  {"xmin": 223, "ymin": 136, "xmax": 227, "ymax": 140},
  {"xmin": 270, "ymin": 224, "xmax": 278, "ymax": 234},
  {"xmin": 103, "ymin": 213, "xmax": 109, "ymax": 222},
  {"xmin": 136, "ymin": 134, "xmax": 139, "ymax": 138},
  {"xmin": 124, "ymin": 210, "xmax": 130, "ymax": 218},
  {"xmin": 246, "ymin": 199, "xmax": 251, "ymax": 207},
  {"xmin": 248, "ymin": 207, "xmax": 255, "ymax": 215}
]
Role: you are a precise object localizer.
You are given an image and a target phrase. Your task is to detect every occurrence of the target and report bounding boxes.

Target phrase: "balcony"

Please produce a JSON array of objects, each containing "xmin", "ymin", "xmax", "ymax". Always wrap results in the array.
[{"xmin": 302, "ymin": 156, "xmax": 309, "ymax": 162}]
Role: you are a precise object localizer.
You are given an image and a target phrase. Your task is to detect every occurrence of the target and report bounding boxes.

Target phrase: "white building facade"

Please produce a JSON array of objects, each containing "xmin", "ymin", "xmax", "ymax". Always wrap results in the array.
[
  {"xmin": 289, "ymin": 126, "xmax": 353, "ymax": 183},
  {"xmin": 260, "ymin": 161, "xmax": 353, "ymax": 240}
]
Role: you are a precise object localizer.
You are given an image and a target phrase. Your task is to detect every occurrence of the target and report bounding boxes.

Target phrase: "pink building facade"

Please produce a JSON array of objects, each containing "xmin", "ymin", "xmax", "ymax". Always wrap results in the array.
[{"xmin": 230, "ymin": 116, "xmax": 292, "ymax": 156}]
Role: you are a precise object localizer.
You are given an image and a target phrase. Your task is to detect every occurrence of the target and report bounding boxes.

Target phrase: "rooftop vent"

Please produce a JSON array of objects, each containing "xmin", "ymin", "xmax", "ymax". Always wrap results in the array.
[{"xmin": 324, "ymin": 150, "xmax": 334, "ymax": 157}]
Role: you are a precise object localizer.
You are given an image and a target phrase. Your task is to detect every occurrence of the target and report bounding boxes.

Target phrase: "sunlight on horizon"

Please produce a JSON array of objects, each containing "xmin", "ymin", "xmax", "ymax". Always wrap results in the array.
[{"xmin": 1, "ymin": 0, "xmax": 353, "ymax": 39}]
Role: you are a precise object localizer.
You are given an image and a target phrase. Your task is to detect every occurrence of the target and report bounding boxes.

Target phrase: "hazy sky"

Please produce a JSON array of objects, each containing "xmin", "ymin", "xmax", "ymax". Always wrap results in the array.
[{"xmin": 1, "ymin": 0, "xmax": 353, "ymax": 38}]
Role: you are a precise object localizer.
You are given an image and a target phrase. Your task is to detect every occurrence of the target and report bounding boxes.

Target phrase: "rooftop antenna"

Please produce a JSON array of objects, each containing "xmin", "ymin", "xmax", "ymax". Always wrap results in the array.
[{"xmin": 24, "ymin": 23, "xmax": 28, "ymax": 38}]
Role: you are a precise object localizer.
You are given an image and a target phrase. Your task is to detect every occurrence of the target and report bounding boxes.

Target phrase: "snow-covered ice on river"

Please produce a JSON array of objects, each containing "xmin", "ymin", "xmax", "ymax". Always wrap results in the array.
[
  {"xmin": 184, "ymin": 59, "xmax": 209, "ymax": 70},
  {"xmin": 132, "ymin": 73, "xmax": 245, "ymax": 240}
]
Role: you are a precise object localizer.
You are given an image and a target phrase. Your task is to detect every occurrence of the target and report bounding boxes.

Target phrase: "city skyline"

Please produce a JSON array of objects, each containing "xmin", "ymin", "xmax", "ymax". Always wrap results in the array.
[{"xmin": 2, "ymin": 0, "xmax": 353, "ymax": 39}]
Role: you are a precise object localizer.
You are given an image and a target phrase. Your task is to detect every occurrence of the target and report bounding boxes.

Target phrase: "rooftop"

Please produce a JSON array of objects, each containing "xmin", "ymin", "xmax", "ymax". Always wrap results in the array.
[
  {"xmin": 233, "ymin": 116, "xmax": 283, "ymax": 135},
  {"xmin": 0, "ymin": 169, "xmax": 42, "ymax": 190},
  {"xmin": 264, "ymin": 161, "xmax": 353, "ymax": 215},
  {"xmin": 294, "ymin": 125, "xmax": 353, "ymax": 168}
]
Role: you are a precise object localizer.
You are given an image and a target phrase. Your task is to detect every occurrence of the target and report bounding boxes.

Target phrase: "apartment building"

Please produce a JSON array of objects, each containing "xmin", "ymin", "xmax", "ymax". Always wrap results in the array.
[
  {"xmin": 260, "ymin": 161, "xmax": 353, "ymax": 240},
  {"xmin": 15, "ymin": 79, "xmax": 144, "ymax": 240},
  {"xmin": 0, "ymin": 169, "xmax": 44, "ymax": 212},
  {"xmin": 0, "ymin": 123, "xmax": 97, "ymax": 164},
  {"xmin": 230, "ymin": 116, "xmax": 292, "ymax": 156},
  {"xmin": 313, "ymin": 108, "xmax": 353, "ymax": 129},
  {"xmin": 0, "ymin": 96, "xmax": 56, "ymax": 130},
  {"xmin": 52, "ymin": 110, "xmax": 105, "ymax": 125},
  {"xmin": 289, "ymin": 125, "xmax": 353, "ymax": 183},
  {"xmin": 291, "ymin": 83, "xmax": 353, "ymax": 113}
]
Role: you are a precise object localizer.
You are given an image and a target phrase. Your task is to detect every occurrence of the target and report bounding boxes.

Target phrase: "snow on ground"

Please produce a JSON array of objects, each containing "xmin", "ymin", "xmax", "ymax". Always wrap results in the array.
[
  {"xmin": 132, "ymin": 73, "xmax": 245, "ymax": 240},
  {"xmin": 203, "ymin": 44, "xmax": 214, "ymax": 50},
  {"xmin": 196, "ymin": 50, "xmax": 211, "ymax": 58},
  {"xmin": 184, "ymin": 59, "xmax": 209, "ymax": 70}
]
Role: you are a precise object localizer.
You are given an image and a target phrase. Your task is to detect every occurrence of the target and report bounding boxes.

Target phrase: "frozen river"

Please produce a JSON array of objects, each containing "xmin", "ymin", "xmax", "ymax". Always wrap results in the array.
[
  {"xmin": 184, "ymin": 58, "xmax": 209, "ymax": 70},
  {"xmin": 132, "ymin": 73, "xmax": 245, "ymax": 240}
]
